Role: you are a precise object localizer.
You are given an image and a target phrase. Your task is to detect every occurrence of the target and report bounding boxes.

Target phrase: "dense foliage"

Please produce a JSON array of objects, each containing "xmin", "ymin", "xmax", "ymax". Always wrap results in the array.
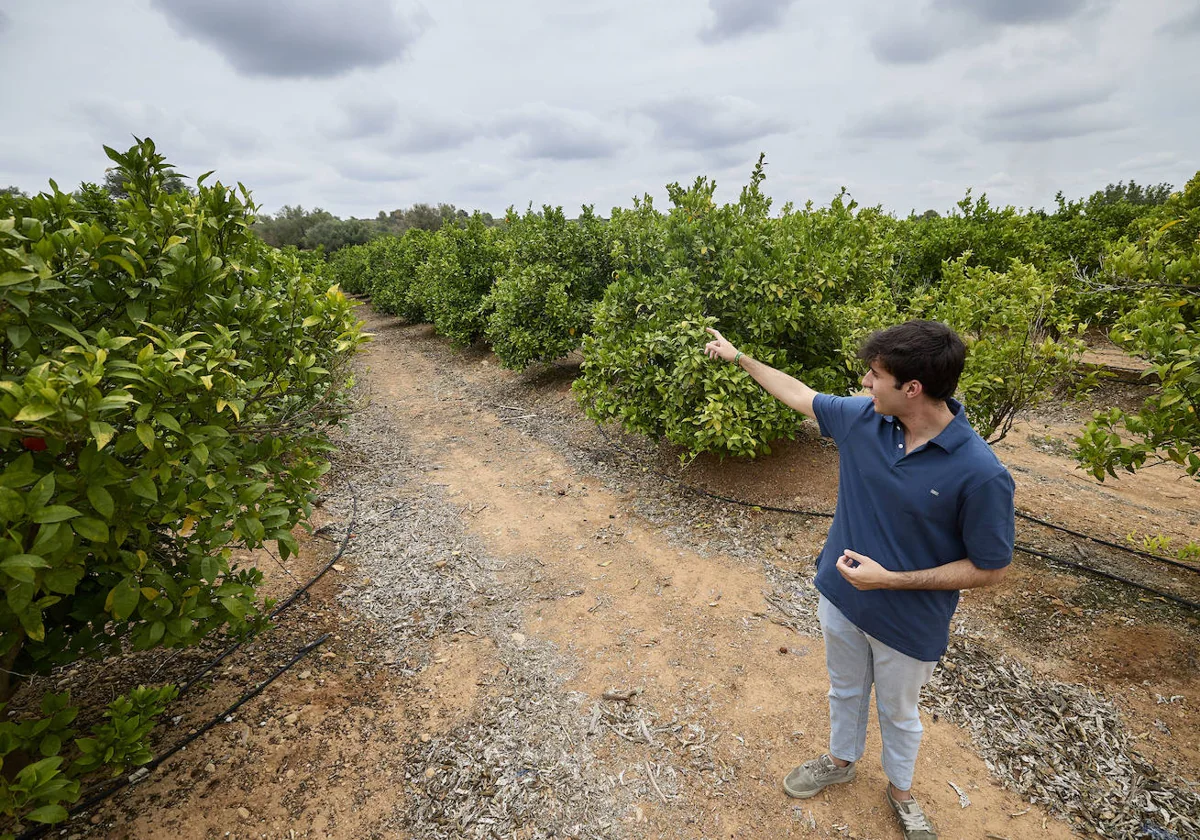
[
  {"xmin": 574, "ymin": 157, "xmax": 900, "ymax": 457},
  {"xmin": 407, "ymin": 213, "xmax": 504, "ymax": 346},
  {"xmin": 1075, "ymin": 173, "xmax": 1200, "ymax": 481},
  {"xmin": 484, "ymin": 205, "xmax": 614, "ymax": 369},
  {"xmin": 0, "ymin": 139, "xmax": 365, "ymax": 833}
]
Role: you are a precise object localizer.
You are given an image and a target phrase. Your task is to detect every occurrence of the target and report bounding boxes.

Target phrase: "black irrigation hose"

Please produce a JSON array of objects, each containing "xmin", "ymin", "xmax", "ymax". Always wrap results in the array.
[
  {"xmin": 1015, "ymin": 544, "xmax": 1200, "ymax": 612},
  {"xmin": 1015, "ymin": 509, "xmax": 1200, "ymax": 575},
  {"xmin": 176, "ymin": 491, "xmax": 358, "ymax": 698},
  {"xmin": 16, "ymin": 635, "xmax": 330, "ymax": 840},
  {"xmin": 592, "ymin": 427, "xmax": 1200, "ymax": 612}
]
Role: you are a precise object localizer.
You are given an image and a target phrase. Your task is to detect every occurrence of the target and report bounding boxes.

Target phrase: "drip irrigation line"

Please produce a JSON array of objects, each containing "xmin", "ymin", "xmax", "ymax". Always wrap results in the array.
[
  {"xmin": 176, "ymin": 489, "xmax": 358, "ymax": 698},
  {"xmin": 17, "ymin": 634, "xmax": 330, "ymax": 840},
  {"xmin": 1015, "ymin": 510, "xmax": 1200, "ymax": 575},
  {"xmin": 1014, "ymin": 544, "xmax": 1200, "ymax": 613},
  {"xmin": 592, "ymin": 426, "xmax": 1200, "ymax": 611}
]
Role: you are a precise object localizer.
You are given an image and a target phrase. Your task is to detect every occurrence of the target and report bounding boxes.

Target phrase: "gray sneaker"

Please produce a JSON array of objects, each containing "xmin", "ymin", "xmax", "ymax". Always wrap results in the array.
[
  {"xmin": 782, "ymin": 754, "xmax": 856, "ymax": 798},
  {"xmin": 887, "ymin": 786, "xmax": 937, "ymax": 839}
]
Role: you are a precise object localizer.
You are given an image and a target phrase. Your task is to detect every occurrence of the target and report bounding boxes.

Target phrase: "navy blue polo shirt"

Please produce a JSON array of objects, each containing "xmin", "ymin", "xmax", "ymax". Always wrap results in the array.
[{"xmin": 812, "ymin": 394, "xmax": 1014, "ymax": 662}]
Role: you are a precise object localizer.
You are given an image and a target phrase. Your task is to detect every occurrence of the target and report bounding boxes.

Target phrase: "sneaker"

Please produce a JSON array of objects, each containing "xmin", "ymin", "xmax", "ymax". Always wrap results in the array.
[
  {"xmin": 886, "ymin": 786, "xmax": 937, "ymax": 839},
  {"xmin": 782, "ymin": 754, "xmax": 856, "ymax": 799}
]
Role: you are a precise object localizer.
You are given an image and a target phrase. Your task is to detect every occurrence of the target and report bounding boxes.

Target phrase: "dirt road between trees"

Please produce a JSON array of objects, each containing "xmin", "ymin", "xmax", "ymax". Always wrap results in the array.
[{"xmin": 62, "ymin": 306, "xmax": 1199, "ymax": 840}]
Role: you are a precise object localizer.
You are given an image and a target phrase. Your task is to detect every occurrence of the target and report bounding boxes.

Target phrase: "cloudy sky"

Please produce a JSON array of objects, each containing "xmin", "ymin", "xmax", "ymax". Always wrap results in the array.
[{"xmin": 2, "ymin": 0, "xmax": 1198, "ymax": 220}]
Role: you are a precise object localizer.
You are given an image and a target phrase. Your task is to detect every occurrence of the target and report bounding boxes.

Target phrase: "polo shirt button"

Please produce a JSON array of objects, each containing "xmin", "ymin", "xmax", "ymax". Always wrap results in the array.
[{"xmin": 898, "ymin": 443, "xmax": 903, "ymax": 448}]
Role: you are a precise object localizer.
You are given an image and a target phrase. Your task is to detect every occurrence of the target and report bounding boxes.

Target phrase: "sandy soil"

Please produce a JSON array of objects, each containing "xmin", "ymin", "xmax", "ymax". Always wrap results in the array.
[{"xmin": 22, "ymin": 307, "xmax": 1199, "ymax": 840}]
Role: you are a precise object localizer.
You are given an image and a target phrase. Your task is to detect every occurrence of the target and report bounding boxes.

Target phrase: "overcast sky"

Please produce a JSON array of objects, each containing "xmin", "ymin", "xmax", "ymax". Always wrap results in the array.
[{"xmin": 2, "ymin": 0, "xmax": 1198, "ymax": 220}]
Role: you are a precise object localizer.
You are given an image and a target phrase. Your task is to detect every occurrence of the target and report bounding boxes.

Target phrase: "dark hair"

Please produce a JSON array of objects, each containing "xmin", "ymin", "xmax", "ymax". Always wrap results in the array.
[{"xmin": 857, "ymin": 320, "xmax": 966, "ymax": 401}]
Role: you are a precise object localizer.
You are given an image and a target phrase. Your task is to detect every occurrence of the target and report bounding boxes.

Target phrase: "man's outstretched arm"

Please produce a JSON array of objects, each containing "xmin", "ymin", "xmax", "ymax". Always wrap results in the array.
[{"xmin": 704, "ymin": 327, "xmax": 819, "ymax": 420}]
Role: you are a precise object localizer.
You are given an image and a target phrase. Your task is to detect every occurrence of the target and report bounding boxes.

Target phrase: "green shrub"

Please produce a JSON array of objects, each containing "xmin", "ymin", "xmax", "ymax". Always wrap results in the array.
[
  {"xmin": 371, "ymin": 227, "xmax": 434, "ymax": 322},
  {"xmin": 408, "ymin": 214, "xmax": 503, "ymax": 346},
  {"xmin": 1076, "ymin": 172, "xmax": 1200, "ymax": 481},
  {"xmin": 326, "ymin": 242, "xmax": 372, "ymax": 295},
  {"xmin": 484, "ymin": 205, "xmax": 613, "ymax": 369},
  {"xmin": 0, "ymin": 138, "xmax": 365, "ymax": 831},
  {"xmin": 574, "ymin": 156, "xmax": 899, "ymax": 458},
  {"xmin": 835, "ymin": 258, "xmax": 1085, "ymax": 443}
]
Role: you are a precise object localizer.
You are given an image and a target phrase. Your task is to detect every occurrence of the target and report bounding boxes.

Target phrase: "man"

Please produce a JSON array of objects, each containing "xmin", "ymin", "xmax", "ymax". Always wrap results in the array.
[{"xmin": 704, "ymin": 320, "xmax": 1014, "ymax": 840}]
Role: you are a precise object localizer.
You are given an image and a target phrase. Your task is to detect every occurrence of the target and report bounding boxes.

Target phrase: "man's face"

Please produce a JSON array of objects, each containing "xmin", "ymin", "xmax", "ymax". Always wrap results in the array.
[{"xmin": 861, "ymin": 361, "xmax": 908, "ymax": 415}]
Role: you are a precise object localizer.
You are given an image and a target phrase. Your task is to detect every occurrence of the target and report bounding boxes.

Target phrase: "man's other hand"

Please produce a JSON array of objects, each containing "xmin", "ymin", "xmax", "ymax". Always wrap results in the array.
[{"xmin": 836, "ymin": 549, "xmax": 894, "ymax": 590}]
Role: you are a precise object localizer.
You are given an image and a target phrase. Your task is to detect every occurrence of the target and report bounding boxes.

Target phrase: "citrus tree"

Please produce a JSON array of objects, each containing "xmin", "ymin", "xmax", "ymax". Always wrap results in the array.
[
  {"xmin": 0, "ymin": 139, "xmax": 365, "ymax": 833},
  {"xmin": 408, "ymin": 213, "xmax": 504, "ymax": 346},
  {"xmin": 575, "ymin": 156, "xmax": 899, "ymax": 457},
  {"xmin": 484, "ymin": 205, "xmax": 613, "ymax": 369},
  {"xmin": 1076, "ymin": 172, "xmax": 1200, "ymax": 481}
]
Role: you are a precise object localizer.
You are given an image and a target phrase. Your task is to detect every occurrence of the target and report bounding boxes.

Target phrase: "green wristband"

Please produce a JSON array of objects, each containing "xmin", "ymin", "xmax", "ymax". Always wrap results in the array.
[{"xmin": 733, "ymin": 351, "xmax": 743, "ymax": 366}]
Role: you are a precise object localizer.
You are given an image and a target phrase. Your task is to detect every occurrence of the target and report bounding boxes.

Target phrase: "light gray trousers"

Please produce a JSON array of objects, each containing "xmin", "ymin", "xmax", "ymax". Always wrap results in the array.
[{"xmin": 818, "ymin": 594, "xmax": 938, "ymax": 791}]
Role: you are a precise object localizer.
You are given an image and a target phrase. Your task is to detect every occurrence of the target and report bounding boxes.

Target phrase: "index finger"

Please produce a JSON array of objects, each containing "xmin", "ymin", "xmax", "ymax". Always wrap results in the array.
[{"xmin": 705, "ymin": 327, "xmax": 722, "ymax": 339}]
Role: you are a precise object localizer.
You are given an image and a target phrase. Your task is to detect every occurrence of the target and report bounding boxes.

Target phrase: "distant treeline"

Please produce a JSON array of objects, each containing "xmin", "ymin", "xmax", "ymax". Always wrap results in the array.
[{"xmin": 253, "ymin": 203, "xmax": 500, "ymax": 253}]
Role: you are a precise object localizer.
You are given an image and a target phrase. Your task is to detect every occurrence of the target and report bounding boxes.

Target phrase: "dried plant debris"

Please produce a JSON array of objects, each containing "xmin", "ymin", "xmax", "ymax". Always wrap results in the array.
[
  {"xmin": 394, "ymin": 636, "xmax": 733, "ymax": 839},
  {"xmin": 925, "ymin": 639, "xmax": 1200, "ymax": 839}
]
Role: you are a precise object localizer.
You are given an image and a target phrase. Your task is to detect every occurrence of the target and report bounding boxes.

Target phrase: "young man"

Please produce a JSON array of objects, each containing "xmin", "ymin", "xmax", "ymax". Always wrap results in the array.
[{"xmin": 704, "ymin": 320, "xmax": 1014, "ymax": 840}]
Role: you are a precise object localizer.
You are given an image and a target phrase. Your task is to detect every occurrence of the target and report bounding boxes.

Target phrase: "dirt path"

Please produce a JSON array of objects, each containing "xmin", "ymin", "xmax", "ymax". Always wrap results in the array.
[{"xmin": 61, "ymin": 307, "xmax": 1199, "ymax": 840}]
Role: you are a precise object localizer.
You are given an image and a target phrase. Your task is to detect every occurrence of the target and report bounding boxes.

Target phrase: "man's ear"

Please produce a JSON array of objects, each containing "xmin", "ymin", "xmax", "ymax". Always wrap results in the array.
[{"xmin": 904, "ymin": 379, "xmax": 923, "ymax": 398}]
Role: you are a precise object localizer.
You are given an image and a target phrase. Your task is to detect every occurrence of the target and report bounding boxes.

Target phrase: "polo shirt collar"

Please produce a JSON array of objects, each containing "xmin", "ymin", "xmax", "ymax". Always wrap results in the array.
[{"xmin": 882, "ymin": 398, "xmax": 973, "ymax": 453}]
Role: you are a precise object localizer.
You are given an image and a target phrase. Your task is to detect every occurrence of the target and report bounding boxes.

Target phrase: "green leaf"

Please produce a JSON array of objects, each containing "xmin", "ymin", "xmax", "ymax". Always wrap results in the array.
[
  {"xmin": 107, "ymin": 578, "xmax": 140, "ymax": 621},
  {"xmin": 73, "ymin": 517, "xmax": 110, "ymax": 543},
  {"xmin": 14, "ymin": 404, "xmax": 56, "ymax": 422},
  {"xmin": 31, "ymin": 505, "xmax": 81, "ymax": 524},
  {"xmin": 86, "ymin": 485, "xmax": 115, "ymax": 518},
  {"xmin": 25, "ymin": 804, "xmax": 68, "ymax": 824},
  {"xmin": 131, "ymin": 474, "xmax": 157, "ymax": 502},
  {"xmin": 154, "ymin": 411, "xmax": 183, "ymax": 433},
  {"xmin": 100, "ymin": 253, "xmax": 137, "ymax": 277},
  {"xmin": 6, "ymin": 324, "xmax": 31, "ymax": 348},
  {"xmin": 90, "ymin": 420, "xmax": 117, "ymax": 450},
  {"xmin": 0, "ymin": 554, "xmax": 49, "ymax": 583},
  {"xmin": 39, "ymin": 732, "xmax": 63, "ymax": 758},
  {"xmin": 136, "ymin": 423, "xmax": 155, "ymax": 450},
  {"xmin": 18, "ymin": 605, "xmax": 45, "ymax": 641},
  {"xmin": 0, "ymin": 486, "xmax": 23, "ymax": 520}
]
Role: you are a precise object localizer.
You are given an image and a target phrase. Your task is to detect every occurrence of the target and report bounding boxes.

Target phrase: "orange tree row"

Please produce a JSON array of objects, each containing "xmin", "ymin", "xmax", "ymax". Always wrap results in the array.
[
  {"xmin": 0, "ymin": 140, "xmax": 366, "ymax": 834},
  {"xmin": 324, "ymin": 156, "xmax": 1196, "ymax": 476}
]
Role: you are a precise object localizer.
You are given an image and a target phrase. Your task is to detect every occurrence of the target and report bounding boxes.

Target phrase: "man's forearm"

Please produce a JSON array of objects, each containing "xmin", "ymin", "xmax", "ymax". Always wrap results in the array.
[
  {"xmin": 738, "ymin": 354, "xmax": 818, "ymax": 419},
  {"xmin": 887, "ymin": 558, "xmax": 1008, "ymax": 591}
]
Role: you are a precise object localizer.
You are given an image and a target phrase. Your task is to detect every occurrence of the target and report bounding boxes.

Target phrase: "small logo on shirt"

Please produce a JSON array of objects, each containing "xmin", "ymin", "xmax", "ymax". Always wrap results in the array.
[{"xmin": 929, "ymin": 489, "xmax": 940, "ymax": 496}]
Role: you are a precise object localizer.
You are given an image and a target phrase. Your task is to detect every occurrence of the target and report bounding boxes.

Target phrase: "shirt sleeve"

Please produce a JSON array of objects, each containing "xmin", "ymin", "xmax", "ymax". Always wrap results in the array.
[
  {"xmin": 959, "ymin": 470, "xmax": 1016, "ymax": 570},
  {"xmin": 812, "ymin": 393, "xmax": 867, "ymax": 445}
]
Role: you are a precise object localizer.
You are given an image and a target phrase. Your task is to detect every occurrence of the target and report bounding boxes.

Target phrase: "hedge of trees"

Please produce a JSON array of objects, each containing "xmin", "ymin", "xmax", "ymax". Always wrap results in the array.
[
  {"xmin": 0, "ymin": 140, "xmax": 365, "ymax": 833},
  {"xmin": 326, "ymin": 155, "xmax": 1195, "ymax": 477}
]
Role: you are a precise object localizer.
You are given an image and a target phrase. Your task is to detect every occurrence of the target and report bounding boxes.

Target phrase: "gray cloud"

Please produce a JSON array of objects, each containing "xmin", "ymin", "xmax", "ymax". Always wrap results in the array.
[
  {"xmin": 151, "ymin": 0, "xmax": 429, "ymax": 79},
  {"xmin": 644, "ymin": 95, "xmax": 789, "ymax": 151},
  {"xmin": 871, "ymin": 0, "xmax": 1106, "ymax": 65},
  {"xmin": 699, "ymin": 0, "xmax": 796, "ymax": 44},
  {"xmin": 330, "ymin": 97, "xmax": 400, "ymax": 140},
  {"xmin": 983, "ymin": 83, "xmax": 1116, "ymax": 121},
  {"xmin": 843, "ymin": 103, "xmax": 942, "ymax": 140},
  {"xmin": 979, "ymin": 82, "xmax": 1121, "ymax": 143},
  {"xmin": 335, "ymin": 154, "xmax": 422, "ymax": 184},
  {"xmin": 0, "ymin": 10, "xmax": 10, "ymax": 36},
  {"xmin": 980, "ymin": 112, "xmax": 1123, "ymax": 143},
  {"xmin": 936, "ymin": 0, "xmax": 1091, "ymax": 25},
  {"xmin": 1157, "ymin": 3, "xmax": 1200, "ymax": 36},
  {"xmin": 493, "ymin": 106, "xmax": 625, "ymax": 161},
  {"xmin": 389, "ymin": 115, "xmax": 480, "ymax": 155}
]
